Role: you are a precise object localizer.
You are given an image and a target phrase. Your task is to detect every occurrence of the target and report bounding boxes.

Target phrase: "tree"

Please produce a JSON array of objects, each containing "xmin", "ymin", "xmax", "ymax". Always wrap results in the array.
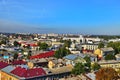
[
  {"xmin": 26, "ymin": 44, "xmax": 31, "ymax": 49},
  {"xmin": 91, "ymin": 62, "xmax": 101, "ymax": 71},
  {"xmin": 98, "ymin": 42, "xmax": 104, "ymax": 48},
  {"xmin": 14, "ymin": 41, "xmax": 20, "ymax": 47},
  {"xmin": 39, "ymin": 42, "xmax": 49, "ymax": 50},
  {"xmin": 73, "ymin": 40, "xmax": 76, "ymax": 44},
  {"xmin": 54, "ymin": 47, "xmax": 71, "ymax": 58},
  {"xmin": 64, "ymin": 39, "xmax": 72, "ymax": 48},
  {"xmin": 37, "ymin": 42, "xmax": 41, "ymax": 46},
  {"xmin": 96, "ymin": 67, "xmax": 118, "ymax": 80},
  {"xmin": 13, "ymin": 53, "xmax": 18, "ymax": 59},
  {"xmin": 27, "ymin": 51, "xmax": 32, "ymax": 59},
  {"xmin": 84, "ymin": 56, "xmax": 91, "ymax": 63},
  {"xmin": 84, "ymin": 56, "xmax": 91, "ymax": 72},
  {"xmin": 107, "ymin": 42, "xmax": 120, "ymax": 54},
  {"xmin": 72, "ymin": 63, "xmax": 85, "ymax": 75},
  {"xmin": 0, "ymin": 40, "xmax": 6, "ymax": 45},
  {"xmin": 105, "ymin": 54, "xmax": 116, "ymax": 60}
]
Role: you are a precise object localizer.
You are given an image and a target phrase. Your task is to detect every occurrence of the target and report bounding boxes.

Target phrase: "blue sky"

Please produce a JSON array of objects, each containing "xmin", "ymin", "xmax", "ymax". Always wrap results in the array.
[{"xmin": 0, "ymin": 0, "xmax": 120, "ymax": 35}]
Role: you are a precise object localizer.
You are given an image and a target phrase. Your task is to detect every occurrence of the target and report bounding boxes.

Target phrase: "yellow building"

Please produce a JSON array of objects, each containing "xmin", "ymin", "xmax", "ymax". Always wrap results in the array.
[
  {"xmin": 94, "ymin": 47, "xmax": 114, "ymax": 58},
  {"xmin": 0, "ymin": 70, "xmax": 19, "ymax": 80},
  {"xmin": 48, "ymin": 60, "xmax": 57, "ymax": 69},
  {"xmin": 94, "ymin": 48, "xmax": 102, "ymax": 58}
]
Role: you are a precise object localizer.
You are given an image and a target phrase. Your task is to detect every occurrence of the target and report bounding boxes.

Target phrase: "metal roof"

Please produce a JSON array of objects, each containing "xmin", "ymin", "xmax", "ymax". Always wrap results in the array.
[{"xmin": 64, "ymin": 54, "xmax": 77, "ymax": 60}]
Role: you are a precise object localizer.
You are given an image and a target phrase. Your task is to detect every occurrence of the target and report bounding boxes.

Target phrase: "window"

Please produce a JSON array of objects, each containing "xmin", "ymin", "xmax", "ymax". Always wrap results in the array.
[{"xmin": 9, "ymin": 77, "xmax": 12, "ymax": 80}]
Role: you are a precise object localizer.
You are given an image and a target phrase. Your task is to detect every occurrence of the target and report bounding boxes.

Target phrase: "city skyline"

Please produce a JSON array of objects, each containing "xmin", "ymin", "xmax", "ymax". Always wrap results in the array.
[{"xmin": 0, "ymin": 0, "xmax": 120, "ymax": 35}]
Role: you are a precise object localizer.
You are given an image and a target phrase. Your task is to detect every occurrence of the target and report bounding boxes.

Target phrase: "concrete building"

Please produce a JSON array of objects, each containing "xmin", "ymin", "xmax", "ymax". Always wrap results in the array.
[
  {"xmin": 82, "ymin": 43, "xmax": 98, "ymax": 51},
  {"xmin": 63, "ymin": 35, "xmax": 85, "ymax": 43},
  {"xmin": 98, "ymin": 60, "xmax": 120, "ymax": 71}
]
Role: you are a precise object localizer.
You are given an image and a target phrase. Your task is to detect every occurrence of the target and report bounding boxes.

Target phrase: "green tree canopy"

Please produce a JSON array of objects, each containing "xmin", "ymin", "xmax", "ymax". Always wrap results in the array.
[
  {"xmin": 13, "ymin": 53, "xmax": 18, "ymax": 59},
  {"xmin": 0, "ymin": 40, "xmax": 6, "ymax": 45},
  {"xmin": 14, "ymin": 41, "xmax": 21, "ymax": 47},
  {"xmin": 27, "ymin": 51, "xmax": 32, "ymax": 59},
  {"xmin": 54, "ymin": 47, "xmax": 71, "ymax": 58},
  {"xmin": 84, "ymin": 56, "xmax": 91, "ymax": 63},
  {"xmin": 105, "ymin": 54, "xmax": 116, "ymax": 60},
  {"xmin": 98, "ymin": 42, "xmax": 104, "ymax": 48},
  {"xmin": 84, "ymin": 56, "xmax": 91, "ymax": 72},
  {"xmin": 64, "ymin": 39, "xmax": 72, "ymax": 48},
  {"xmin": 39, "ymin": 42, "xmax": 49, "ymax": 50},
  {"xmin": 72, "ymin": 63, "xmax": 85, "ymax": 75},
  {"xmin": 91, "ymin": 62, "xmax": 101, "ymax": 71},
  {"xmin": 107, "ymin": 42, "xmax": 120, "ymax": 54}
]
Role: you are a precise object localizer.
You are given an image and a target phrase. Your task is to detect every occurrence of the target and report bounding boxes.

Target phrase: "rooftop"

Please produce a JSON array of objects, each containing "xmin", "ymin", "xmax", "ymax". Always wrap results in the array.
[
  {"xmin": 0, "ymin": 61, "xmax": 9, "ymax": 69},
  {"xmin": 63, "ymin": 54, "xmax": 78, "ymax": 60},
  {"xmin": 101, "ymin": 47, "xmax": 114, "ymax": 52},
  {"xmin": 49, "ymin": 65, "xmax": 73, "ymax": 74},
  {"xmin": 30, "ymin": 51, "xmax": 55, "ymax": 59},
  {"xmin": 11, "ymin": 67, "xmax": 46, "ymax": 79},
  {"xmin": 11, "ymin": 60, "xmax": 26, "ymax": 65},
  {"xmin": 98, "ymin": 60, "xmax": 120, "ymax": 64}
]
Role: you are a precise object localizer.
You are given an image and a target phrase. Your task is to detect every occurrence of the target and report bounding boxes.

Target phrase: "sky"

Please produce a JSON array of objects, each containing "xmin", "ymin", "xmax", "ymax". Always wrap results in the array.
[{"xmin": 0, "ymin": 0, "xmax": 120, "ymax": 35}]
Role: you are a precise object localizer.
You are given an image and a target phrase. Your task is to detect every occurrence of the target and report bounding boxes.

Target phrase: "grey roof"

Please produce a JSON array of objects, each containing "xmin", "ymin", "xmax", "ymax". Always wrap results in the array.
[
  {"xmin": 75, "ymin": 53, "xmax": 86, "ymax": 58},
  {"xmin": 115, "ymin": 54, "xmax": 120, "ymax": 58},
  {"xmin": 85, "ymin": 73, "xmax": 96, "ymax": 80},
  {"xmin": 18, "ymin": 65, "xmax": 28, "ymax": 69},
  {"xmin": 1, "ymin": 66, "xmax": 15, "ymax": 73},
  {"xmin": 98, "ymin": 60, "xmax": 120, "ymax": 64},
  {"xmin": 1, "ymin": 65, "xmax": 28, "ymax": 73},
  {"xmin": 64, "ymin": 54, "xmax": 78, "ymax": 60},
  {"xmin": 101, "ymin": 47, "xmax": 114, "ymax": 52}
]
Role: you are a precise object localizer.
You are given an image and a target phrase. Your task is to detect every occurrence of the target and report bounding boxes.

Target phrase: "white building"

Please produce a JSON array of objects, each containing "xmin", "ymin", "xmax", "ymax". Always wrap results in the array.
[{"xmin": 63, "ymin": 35, "xmax": 85, "ymax": 43}]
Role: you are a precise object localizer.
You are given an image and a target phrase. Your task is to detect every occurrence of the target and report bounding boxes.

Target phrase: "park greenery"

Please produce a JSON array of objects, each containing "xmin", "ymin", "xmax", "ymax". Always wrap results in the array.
[
  {"xmin": 60, "ymin": 39, "xmax": 72, "ymax": 48},
  {"xmin": 91, "ymin": 62, "xmax": 101, "ymax": 71},
  {"xmin": 72, "ymin": 62, "xmax": 85, "ymax": 75},
  {"xmin": 38, "ymin": 42, "xmax": 49, "ymax": 51},
  {"xmin": 107, "ymin": 41, "xmax": 120, "ymax": 54},
  {"xmin": 84, "ymin": 56, "xmax": 91, "ymax": 72},
  {"xmin": 105, "ymin": 54, "xmax": 116, "ymax": 60},
  {"xmin": 54, "ymin": 47, "xmax": 71, "ymax": 58},
  {"xmin": 13, "ymin": 41, "xmax": 21, "ymax": 47},
  {"xmin": 98, "ymin": 42, "xmax": 104, "ymax": 48},
  {"xmin": 13, "ymin": 52, "xmax": 18, "ymax": 59}
]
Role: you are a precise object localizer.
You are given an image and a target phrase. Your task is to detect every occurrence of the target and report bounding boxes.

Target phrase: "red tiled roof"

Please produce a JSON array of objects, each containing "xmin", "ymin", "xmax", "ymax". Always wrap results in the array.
[
  {"xmin": 30, "ymin": 51, "xmax": 55, "ymax": 59},
  {"xmin": 30, "ymin": 43, "xmax": 38, "ymax": 47},
  {"xmin": 0, "ymin": 61, "xmax": 9, "ymax": 69},
  {"xmin": 11, "ymin": 60, "xmax": 26, "ymax": 65},
  {"xmin": 19, "ymin": 42, "xmax": 27, "ymax": 44},
  {"xmin": 83, "ymin": 49, "xmax": 93, "ymax": 53},
  {"xmin": 11, "ymin": 67, "xmax": 46, "ymax": 78}
]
